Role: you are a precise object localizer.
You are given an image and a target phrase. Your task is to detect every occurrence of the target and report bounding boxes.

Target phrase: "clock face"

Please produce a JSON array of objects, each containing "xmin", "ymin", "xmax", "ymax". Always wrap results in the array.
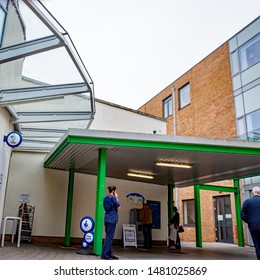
[{"xmin": 5, "ymin": 132, "xmax": 23, "ymax": 148}]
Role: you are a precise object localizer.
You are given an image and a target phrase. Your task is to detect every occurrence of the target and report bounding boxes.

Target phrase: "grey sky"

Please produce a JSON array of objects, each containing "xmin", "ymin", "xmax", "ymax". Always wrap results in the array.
[{"xmin": 40, "ymin": 0, "xmax": 259, "ymax": 109}]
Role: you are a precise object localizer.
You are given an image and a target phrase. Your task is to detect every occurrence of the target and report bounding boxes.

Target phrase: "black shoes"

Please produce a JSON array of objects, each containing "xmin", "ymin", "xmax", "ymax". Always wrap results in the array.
[
  {"xmin": 101, "ymin": 255, "xmax": 119, "ymax": 260},
  {"xmin": 110, "ymin": 255, "xmax": 119, "ymax": 260}
]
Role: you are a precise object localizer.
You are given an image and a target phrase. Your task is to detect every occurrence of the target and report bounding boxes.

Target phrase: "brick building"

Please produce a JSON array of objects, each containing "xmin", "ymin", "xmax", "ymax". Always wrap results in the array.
[{"xmin": 139, "ymin": 16, "xmax": 260, "ymax": 245}]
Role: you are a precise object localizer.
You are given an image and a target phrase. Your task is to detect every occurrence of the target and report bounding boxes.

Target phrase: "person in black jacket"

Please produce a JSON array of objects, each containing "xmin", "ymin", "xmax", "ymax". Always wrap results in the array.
[
  {"xmin": 241, "ymin": 186, "xmax": 260, "ymax": 260},
  {"xmin": 169, "ymin": 206, "xmax": 181, "ymax": 250}
]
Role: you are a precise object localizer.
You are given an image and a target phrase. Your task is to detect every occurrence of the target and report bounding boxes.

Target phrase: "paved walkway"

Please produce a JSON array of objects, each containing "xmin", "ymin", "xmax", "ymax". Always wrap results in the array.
[{"xmin": 0, "ymin": 241, "xmax": 256, "ymax": 260}]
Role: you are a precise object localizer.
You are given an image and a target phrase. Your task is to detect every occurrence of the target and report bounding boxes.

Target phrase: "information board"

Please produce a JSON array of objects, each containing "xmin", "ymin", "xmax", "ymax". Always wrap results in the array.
[
  {"xmin": 147, "ymin": 200, "xmax": 161, "ymax": 229},
  {"xmin": 122, "ymin": 224, "xmax": 137, "ymax": 247}
]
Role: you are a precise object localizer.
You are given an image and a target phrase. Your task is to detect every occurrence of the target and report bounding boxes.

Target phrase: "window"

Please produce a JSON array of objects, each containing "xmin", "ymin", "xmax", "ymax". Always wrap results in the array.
[
  {"xmin": 237, "ymin": 117, "xmax": 246, "ymax": 137},
  {"xmin": 179, "ymin": 83, "xmax": 190, "ymax": 109},
  {"xmin": 243, "ymin": 84, "xmax": 260, "ymax": 115},
  {"xmin": 246, "ymin": 109, "xmax": 260, "ymax": 139},
  {"xmin": 234, "ymin": 94, "xmax": 244, "ymax": 118},
  {"xmin": 239, "ymin": 34, "xmax": 260, "ymax": 71},
  {"xmin": 163, "ymin": 95, "xmax": 172, "ymax": 118},
  {"xmin": 230, "ymin": 51, "xmax": 239, "ymax": 75},
  {"xmin": 183, "ymin": 199, "xmax": 195, "ymax": 226}
]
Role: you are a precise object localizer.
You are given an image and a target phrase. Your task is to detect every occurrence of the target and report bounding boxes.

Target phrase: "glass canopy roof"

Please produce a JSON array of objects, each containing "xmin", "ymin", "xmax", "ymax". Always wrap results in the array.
[{"xmin": 0, "ymin": 0, "xmax": 95, "ymax": 151}]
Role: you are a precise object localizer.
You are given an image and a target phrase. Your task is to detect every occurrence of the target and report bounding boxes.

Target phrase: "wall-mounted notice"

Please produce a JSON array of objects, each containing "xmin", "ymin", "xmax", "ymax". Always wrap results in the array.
[{"xmin": 147, "ymin": 200, "xmax": 161, "ymax": 229}]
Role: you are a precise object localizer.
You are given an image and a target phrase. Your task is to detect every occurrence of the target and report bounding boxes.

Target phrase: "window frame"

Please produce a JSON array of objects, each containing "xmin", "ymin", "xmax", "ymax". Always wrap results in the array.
[
  {"xmin": 163, "ymin": 95, "xmax": 173, "ymax": 118},
  {"xmin": 238, "ymin": 33, "xmax": 260, "ymax": 72},
  {"xmin": 182, "ymin": 199, "xmax": 195, "ymax": 227},
  {"xmin": 179, "ymin": 83, "xmax": 190, "ymax": 109}
]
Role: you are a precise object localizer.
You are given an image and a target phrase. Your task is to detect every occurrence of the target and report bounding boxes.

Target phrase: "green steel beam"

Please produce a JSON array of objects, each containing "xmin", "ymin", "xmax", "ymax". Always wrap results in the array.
[
  {"xmin": 93, "ymin": 148, "xmax": 107, "ymax": 255},
  {"xmin": 168, "ymin": 184, "xmax": 174, "ymax": 220},
  {"xmin": 234, "ymin": 179, "xmax": 244, "ymax": 247},
  {"xmin": 64, "ymin": 167, "xmax": 75, "ymax": 247},
  {"xmin": 44, "ymin": 135, "xmax": 260, "ymax": 181},
  {"xmin": 199, "ymin": 184, "xmax": 237, "ymax": 193},
  {"xmin": 66, "ymin": 135, "xmax": 260, "ymax": 155},
  {"xmin": 44, "ymin": 137, "xmax": 70, "ymax": 167},
  {"xmin": 194, "ymin": 184, "xmax": 202, "ymax": 247}
]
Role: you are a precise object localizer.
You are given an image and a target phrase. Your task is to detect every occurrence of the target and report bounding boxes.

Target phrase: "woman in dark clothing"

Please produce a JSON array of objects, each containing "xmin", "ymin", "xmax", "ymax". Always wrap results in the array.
[{"xmin": 169, "ymin": 206, "xmax": 181, "ymax": 250}]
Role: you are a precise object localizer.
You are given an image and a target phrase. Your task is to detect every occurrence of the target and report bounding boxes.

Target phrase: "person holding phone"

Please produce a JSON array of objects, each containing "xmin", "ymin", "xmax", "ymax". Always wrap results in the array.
[{"xmin": 101, "ymin": 186, "xmax": 120, "ymax": 260}]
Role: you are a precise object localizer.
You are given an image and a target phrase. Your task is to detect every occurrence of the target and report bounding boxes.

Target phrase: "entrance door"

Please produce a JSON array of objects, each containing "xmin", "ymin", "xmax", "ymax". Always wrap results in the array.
[{"xmin": 214, "ymin": 195, "xmax": 233, "ymax": 243}]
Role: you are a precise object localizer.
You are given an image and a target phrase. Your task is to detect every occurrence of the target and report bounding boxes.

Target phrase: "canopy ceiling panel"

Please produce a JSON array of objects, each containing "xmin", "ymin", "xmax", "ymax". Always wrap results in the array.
[{"xmin": 44, "ymin": 129, "xmax": 260, "ymax": 187}]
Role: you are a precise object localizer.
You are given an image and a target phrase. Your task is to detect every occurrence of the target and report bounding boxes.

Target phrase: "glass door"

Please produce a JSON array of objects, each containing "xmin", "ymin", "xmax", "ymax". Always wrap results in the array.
[{"xmin": 214, "ymin": 195, "xmax": 233, "ymax": 243}]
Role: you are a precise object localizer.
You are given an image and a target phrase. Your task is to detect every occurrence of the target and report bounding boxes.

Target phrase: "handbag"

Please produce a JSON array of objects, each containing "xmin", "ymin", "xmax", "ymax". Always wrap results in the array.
[{"xmin": 178, "ymin": 225, "xmax": 184, "ymax": 233}]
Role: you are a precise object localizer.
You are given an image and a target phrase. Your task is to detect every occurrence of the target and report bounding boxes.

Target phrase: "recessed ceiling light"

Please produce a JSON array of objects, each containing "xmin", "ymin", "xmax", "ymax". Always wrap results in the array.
[
  {"xmin": 156, "ymin": 161, "xmax": 193, "ymax": 168},
  {"xmin": 127, "ymin": 172, "xmax": 154, "ymax": 179}
]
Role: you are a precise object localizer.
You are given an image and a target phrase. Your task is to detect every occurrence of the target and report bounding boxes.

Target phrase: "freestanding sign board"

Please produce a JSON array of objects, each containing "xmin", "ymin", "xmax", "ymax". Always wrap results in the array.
[
  {"xmin": 122, "ymin": 224, "xmax": 137, "ymax": 247},
  {"xmin": 77, "ymin": 216, "xmax": 96, "ymax": 255}
]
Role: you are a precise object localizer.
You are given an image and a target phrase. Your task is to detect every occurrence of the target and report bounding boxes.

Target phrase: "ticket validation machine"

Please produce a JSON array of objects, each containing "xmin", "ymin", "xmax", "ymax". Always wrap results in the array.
[{"xmin": 130, "ymin": 208, "xmax": 144, "ymax": 246}]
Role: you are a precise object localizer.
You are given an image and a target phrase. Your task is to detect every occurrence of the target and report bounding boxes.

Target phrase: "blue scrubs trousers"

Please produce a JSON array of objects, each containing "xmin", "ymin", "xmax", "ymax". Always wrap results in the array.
[{"xmin": 101, "ymin": 222, "xmax": 116, "ymax": 259}]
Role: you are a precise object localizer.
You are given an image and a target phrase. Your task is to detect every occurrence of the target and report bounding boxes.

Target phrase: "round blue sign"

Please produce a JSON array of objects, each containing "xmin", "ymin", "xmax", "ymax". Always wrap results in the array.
[
  {"xmin": 81, "ymin": 240, "xmax": 89, "ymax": 248},
  {"xmin": 84, "ymin": 231, "xmax": 94, "ymax": 245},
  {"xmin": 4, "ymin": 131, "xmax": 22, "ymax": 148},
  {"xmin": 80, "ymin": 216, "xmax": 95, "ymax": 233}
]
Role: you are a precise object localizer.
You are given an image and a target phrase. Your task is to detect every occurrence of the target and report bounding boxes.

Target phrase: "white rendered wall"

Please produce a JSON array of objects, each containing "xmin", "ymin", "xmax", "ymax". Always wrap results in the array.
[
  {"xmin": 0, "ymin": 108, "xmax": 14, "ymax": 230},
  {"xmin": 5, "ymin": 151, "xmax": 168, "ymax": 242},
  {"xmin": 4, "ymin": 96, "xmax": 167, "ymax": 241},
  {"xmin": 90, "ymin": 100, "xmax": 166, "ymax": 135}
]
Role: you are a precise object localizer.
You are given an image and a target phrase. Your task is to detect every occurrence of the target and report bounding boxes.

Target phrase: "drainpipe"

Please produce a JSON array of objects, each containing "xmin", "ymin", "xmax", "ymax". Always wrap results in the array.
[
  {"xmin": 172, "ymin": 86, "xmax": 177, "ymax": 136},
  {"xmin": 172, "ymin": 86, "xmax": 179, "ymax": 211}
]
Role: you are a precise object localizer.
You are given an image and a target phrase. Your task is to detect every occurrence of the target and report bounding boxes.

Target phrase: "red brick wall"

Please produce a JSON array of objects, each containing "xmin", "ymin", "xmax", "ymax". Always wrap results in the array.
[
  {"xmin": 139, "ymin": 42, "xmax": 240, "ymax": 243},
  {"xmin": 139, "ymin": 42, "xmax": 236, "ymax": 139}
]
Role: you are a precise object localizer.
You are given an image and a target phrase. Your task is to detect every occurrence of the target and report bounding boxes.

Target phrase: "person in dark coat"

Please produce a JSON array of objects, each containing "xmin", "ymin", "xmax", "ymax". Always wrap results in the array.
[
  {"xmin": 169, "ymin": 206, "xmax": 181, "ymax": 250},
  {"xmin": 241, "ymin": 186, "xmax": 260, "ymax": 260},
  {"xmin": 139, "ymin": 203, "xmax": 153, "ymax": 248},
  {"xmin": 101, "ymin": 186, "xmax": 120, "ymax": 260}
]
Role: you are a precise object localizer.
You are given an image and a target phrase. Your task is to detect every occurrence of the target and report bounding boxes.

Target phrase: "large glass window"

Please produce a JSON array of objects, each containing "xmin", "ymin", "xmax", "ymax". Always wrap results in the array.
[
  {"xmin": 237, "ymin": 117, "xmax": 246, "ymax": 138},
  {"xmin": 231, "ymin": 51, "xmax": 239, "ymax": 75},
  {"xmin": 179, "ymin": 83, "xmax": 190, "ymax": 109},
  {"xmin": 246, "ymin": 109, "xmax": 260, "ymax": 138},
  {"xmin": 239, "ymin": 34, "xmax": 260, "ymax": 71},
  {"xmin": 243, "ymin": 84, "xmax": 260, "ymax": 115},
  {"xmin": 234, "ymin": 94, "xmax": 244, "ymax": 118},
  {"xmin": 183, "ymin": 199, "xmax": 195, "ymax": 226},
  {"xmin": 163, "ymin": 95, "xmax": 172, "ymax": 118}
]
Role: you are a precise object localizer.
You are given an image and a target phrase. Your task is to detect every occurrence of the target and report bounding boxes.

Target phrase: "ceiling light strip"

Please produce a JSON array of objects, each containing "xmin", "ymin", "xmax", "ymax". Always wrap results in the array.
[
  {"xmin": 127, "ymin": 172, "xmax": 154, "ymax": 179},
  {"xmin": 156, "ymin": 161, "xmax": 193, "ymax": 168}
]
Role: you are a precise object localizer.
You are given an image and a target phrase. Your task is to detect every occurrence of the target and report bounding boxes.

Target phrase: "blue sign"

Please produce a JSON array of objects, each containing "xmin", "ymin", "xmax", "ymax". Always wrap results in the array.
[
  {"xmin": 147, "ymin": 200, "xmax": 161, "ymax": 229},
  {"xmin": 79, "ymin": 216, "xmax": 95, "ymax": 249},
  {"xmin": 126, "ymin": 192, "xmax": 145, "ymax": 205},
  {"xmin": 4, "ymin": 131, "xmax": 22, "ymax": 148},
  {"xmin": 84, "ymin": 231, "xmax": 94, "ymax": 245},
  {"xmin": 81, "ymin": 240, "xmax": 89, "ymax": 249},
  {"xmin": 80, "ymin": 216, "xmax": 95, "ymax": 233}
]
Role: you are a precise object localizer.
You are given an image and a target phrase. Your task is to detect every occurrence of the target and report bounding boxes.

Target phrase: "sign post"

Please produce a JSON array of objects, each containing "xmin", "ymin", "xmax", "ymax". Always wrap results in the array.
[{"xmin": 77, "ymin": 216, "xmax": 96, "ymax": 255}]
